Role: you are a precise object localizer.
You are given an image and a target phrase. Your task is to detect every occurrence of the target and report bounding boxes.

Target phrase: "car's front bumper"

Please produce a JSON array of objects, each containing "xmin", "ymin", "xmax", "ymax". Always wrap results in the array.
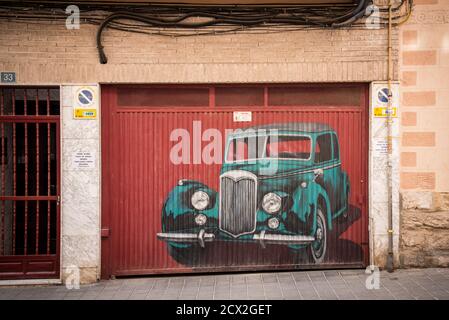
[
  {"xmin": 157, "ymin": 229, "xmax": 215, "ymax": 248},
  {"xmin": 157, "ymin": 230, "xmax": 315, "ymax": 248}
]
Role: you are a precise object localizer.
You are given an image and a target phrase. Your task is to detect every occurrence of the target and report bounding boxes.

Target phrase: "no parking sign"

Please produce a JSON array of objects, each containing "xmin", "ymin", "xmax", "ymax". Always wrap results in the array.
[
  {"xmin": 374, "ymin": 86, "xmax": 397, "ymax": 118},
  {"xmin": 74, "ymin": 86, "xmax": 97, "ymax": 120}
]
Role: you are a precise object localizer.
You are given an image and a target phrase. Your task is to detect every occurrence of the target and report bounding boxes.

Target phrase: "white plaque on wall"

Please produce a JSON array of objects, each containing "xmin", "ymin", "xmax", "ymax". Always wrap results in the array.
[{"xmin": 72, "ymin": 151, "xmax": 96, "ymax": 169}]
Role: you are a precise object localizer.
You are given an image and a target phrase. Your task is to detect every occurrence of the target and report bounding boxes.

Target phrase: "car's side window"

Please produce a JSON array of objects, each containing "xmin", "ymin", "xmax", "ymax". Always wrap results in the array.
[
  {"xmin": 332, "ymin": 133, "xmax": 340, "ymax": 161},
  {"xmin": 315, "ymin": 133, "xmax": 333, "ymax": 163}
]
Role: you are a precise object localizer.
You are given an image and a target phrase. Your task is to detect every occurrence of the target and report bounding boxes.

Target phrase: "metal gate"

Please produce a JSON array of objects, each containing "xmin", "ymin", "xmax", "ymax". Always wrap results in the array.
[
  {"xmin": 102, "ymin": 84, "xmax": 368, "ymax": 278},
  {"xmin": 0, "ymin": 87, "xmax": 60, "ymax": 280}
]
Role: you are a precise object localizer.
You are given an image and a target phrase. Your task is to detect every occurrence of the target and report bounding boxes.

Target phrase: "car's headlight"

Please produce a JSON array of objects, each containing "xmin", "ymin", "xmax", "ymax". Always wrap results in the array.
[
  {"xmin": 191, "ymin": 191, "xmax": 210, "ymax": 210},
  {"xmin": 262, "ymin": 192, "xmax": 282, "ymax": 214},
  {"xmin": 194, "ymin": 213, "xmax": 207, "ymax": 226}
]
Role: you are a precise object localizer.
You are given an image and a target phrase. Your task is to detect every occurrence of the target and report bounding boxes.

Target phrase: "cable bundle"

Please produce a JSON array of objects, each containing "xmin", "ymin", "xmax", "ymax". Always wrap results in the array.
[{"xmin": 0, "ymin": 0, "xmax": 413, "ymax": 64}]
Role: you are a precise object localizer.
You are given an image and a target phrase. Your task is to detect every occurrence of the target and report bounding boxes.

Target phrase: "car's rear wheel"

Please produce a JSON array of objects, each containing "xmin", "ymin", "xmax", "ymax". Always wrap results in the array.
[{"xmin": 309, "ymin": 206, "xmax": 327, "ymax": 264}]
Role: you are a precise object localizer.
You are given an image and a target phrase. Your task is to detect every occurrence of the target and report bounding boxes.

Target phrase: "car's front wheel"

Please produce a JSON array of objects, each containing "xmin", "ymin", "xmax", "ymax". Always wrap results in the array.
[{"xmin": 309, "ymin": 206, "xmax": 327, "ymax": 264}]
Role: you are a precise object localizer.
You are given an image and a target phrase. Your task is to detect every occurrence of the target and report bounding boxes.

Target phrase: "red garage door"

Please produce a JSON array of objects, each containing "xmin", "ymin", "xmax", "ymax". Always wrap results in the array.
[{"xmin": 101, "ymin": 84, "xmax": 368, "ymax": 278}]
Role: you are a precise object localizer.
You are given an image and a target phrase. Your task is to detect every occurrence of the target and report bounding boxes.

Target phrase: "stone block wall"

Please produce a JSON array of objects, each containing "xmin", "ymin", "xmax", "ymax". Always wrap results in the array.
[{"xmin": 400, "ymin": 192, "xmax": 449, "ymax": 266}]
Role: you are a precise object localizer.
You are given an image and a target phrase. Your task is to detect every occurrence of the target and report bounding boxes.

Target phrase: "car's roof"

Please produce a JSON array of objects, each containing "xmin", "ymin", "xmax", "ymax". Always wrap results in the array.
[{"xmin": 245, "ymin": 122, "xmax": 333, "ymax": 133}]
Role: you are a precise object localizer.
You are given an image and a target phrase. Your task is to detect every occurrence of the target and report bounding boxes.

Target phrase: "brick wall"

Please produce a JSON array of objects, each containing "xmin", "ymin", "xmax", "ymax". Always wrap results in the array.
[
  {"xmin": 399, "ymin": 0, "xmax": 449, "ymax": 267},
  {"xmin": 0, "ymin": 14, "xmax": 397, "ymax": 84}
]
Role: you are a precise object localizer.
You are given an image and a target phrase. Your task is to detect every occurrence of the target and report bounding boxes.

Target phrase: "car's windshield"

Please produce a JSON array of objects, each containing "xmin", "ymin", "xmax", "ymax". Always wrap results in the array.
[
  {"xmin": 226, "ymin": 135, "xmax": 312, "ymax": 162},
  {"xmin": 226, "ymin": 136, "xmax": 266, "ymax": 162}
]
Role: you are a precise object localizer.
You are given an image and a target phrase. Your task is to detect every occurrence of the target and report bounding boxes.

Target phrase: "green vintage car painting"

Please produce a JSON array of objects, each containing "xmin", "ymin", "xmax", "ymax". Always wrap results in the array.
[{"xmin": 157, "ymin": 123, "xmax": 350, "ymax": 264}]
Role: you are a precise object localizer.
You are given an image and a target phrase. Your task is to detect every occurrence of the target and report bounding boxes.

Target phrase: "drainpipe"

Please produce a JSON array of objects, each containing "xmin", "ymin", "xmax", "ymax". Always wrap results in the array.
[{"xmin": 386, "ymin": 0, "xmax": 394, "ymax": 273}]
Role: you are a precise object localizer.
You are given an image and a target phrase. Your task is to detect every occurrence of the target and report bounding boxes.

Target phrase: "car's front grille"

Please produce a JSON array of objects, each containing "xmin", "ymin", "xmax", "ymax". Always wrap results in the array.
[{"xmin": 219, "ymin": 170, "xmax": 257, "ymax": 237}]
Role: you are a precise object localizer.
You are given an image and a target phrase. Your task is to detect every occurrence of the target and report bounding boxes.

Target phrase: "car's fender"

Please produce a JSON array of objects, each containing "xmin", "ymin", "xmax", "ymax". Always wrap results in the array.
[{"xmin": 292, "ymin": 181, "xmax": 332, "ymax": 233}]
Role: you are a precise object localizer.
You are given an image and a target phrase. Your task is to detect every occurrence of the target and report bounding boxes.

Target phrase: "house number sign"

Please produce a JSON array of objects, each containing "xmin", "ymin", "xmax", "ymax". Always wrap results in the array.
[{"xmin": 1, "ymin": 72, "xmax": 16, "ymax": 83}]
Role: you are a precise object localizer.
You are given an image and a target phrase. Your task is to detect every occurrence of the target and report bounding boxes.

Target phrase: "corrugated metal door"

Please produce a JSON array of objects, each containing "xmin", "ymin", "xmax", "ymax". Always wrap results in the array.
[{"xmin": 101, "ymin": 84, "xmax": 368, "ymax": 278}]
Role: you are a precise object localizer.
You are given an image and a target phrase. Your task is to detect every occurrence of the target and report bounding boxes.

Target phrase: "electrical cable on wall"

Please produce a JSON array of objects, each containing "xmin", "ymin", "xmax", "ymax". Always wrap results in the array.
[{"xmin": 0, "ymin": 0, "xmax": 413, "ymax": 64}]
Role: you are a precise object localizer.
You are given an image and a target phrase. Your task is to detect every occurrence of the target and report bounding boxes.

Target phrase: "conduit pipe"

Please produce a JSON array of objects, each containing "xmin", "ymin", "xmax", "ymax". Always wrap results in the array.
[{"xmin": 386, "ymin": 0, "xmax": 394, "ymax": 273}]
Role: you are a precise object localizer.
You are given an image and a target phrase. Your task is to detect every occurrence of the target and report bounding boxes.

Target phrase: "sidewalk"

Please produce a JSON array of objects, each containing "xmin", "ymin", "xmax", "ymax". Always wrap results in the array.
[{"xmin": 1, "ymin": 268, "xmax": 448, "ymax": 300}]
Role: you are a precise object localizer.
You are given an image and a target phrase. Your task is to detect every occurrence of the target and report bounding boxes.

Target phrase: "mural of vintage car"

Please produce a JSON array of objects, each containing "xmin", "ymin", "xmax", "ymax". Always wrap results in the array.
[{"xmin": 157, "ymin": 123, "xmax": 350, "ymax": 264}]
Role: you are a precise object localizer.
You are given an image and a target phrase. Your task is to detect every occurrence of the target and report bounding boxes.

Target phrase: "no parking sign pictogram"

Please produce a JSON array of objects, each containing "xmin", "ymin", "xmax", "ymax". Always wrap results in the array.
[
  {"xmin": 377, "ymin": 87, "xmax": 392, "ymax": 104},
  {"xmin": 77, "ymin": 87, "xmax": 95, "ymax": 106}
]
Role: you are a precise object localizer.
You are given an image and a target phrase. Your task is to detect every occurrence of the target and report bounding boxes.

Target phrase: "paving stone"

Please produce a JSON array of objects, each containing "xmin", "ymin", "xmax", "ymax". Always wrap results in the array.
[
  {"xmin": 230, "ymin": 294, "xmax": 248, "ymax": 300},
  {"xmin": 282, "ymin": 290, "xmax": 301, "ymax": 298},
  {"xmin": 247, "ymin": 294, "xmax": 266, "ymax": 300},
  {"xmin": 264, "ymin": 293, "xmax": 283, "ymax": 299},
  {"xmin": 292, "ymin": 273, "xmax": 310, "ymax": 280},
  {"xmin": 336, "ymin": 294, "xmax": 357, "ymax": 300},
  {"xmin": 127, "ymin": 293, "xmax": 146, "ymax": 300},
  {"xmin": 247, "ymin": 284, "xmax": 265, "ymax": 291}
]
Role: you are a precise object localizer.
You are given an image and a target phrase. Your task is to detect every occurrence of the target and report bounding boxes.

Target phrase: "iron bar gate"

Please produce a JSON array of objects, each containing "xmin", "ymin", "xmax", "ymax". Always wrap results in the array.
[{"xmin": 0, "ymin": 87, "xmax": 60, "ymax": 280}]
